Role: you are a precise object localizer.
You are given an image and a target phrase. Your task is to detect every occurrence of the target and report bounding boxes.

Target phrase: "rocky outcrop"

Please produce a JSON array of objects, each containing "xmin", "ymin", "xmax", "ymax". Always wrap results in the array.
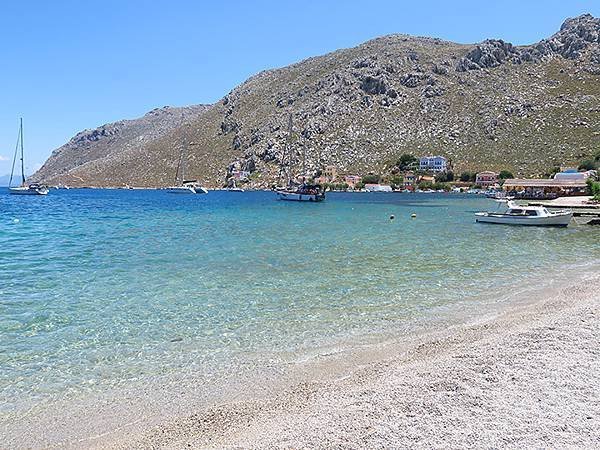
[{"xmin": 457, "ymin": 14, "xmax": 600, "ymax": 71}]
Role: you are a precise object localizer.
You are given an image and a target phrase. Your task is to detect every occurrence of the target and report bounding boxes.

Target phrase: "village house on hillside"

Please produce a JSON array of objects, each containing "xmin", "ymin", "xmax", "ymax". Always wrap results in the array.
[
  {"xmin": 419, "ymin": 156, "xmax": 447, "ymax": 172},
  {"xmin": 475, "ymin": 171, "xmax": 499, "ymax": 187},
  {"xmin": 344, "ymin": 175, "xmax": 361, "ymax": 189},
  {"xmin": 403, "ymin": 171, "xmax": 416, "ymax": 189}
]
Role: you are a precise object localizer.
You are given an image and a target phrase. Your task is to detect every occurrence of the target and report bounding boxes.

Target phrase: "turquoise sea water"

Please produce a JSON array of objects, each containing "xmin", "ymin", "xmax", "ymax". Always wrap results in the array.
[{"xmin": 0, "ymin": 189, "xmax": 598, "ymax": 413}]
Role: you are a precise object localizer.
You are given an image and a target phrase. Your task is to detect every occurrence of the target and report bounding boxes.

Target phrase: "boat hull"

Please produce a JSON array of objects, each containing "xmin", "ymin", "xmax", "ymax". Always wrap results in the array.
[
  {"xmin": 276, "ymin": 191, "xmax": 325, "ymax": 202},
  {"xmin": 9, "ymin": 186, "xmax": 49, "ymax": 195},
  {"xmin": 475, "ymin": 212, "xmax": 572, "ymax": 227},
  {"xmin": 167, "ymin": 186, "xmax": 208, "ymax": 194}
]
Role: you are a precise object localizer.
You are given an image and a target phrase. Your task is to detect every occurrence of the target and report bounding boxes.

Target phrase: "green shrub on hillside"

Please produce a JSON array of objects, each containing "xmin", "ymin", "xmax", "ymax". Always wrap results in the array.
[
  {"xmin": 396, "ymin": 154, "xmax": 418, "ymax": 171},
  {"xmin": 578, "ymin": 160, "xmax": 598, "ymax": 171},
  {"xmin": 362, "ymin": 174, "xmax": 381, "ymax": 184},
  {"xmin": 459, "ymin": 171, "xmax": 476, "ymax": 182}
]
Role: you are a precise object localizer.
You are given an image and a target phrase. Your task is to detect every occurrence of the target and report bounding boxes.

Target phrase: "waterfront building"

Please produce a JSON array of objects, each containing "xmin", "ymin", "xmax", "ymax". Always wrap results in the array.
[
  {"xmin": 475, "ymin": 171, "xmax": 499, "ymax": 187},
  {"xmin": 344, "ymin": 175, "xmax": 362, "ymax": 189},
  {"xmin": 553, "ymin": 169, "xmax": 597, "ymax": 182},
  {"xmin": 403, "ymin": 171, "xmax": 416, "ymax": 188},
  {"xmin": 324, "ymin": 165, "xmax": 338, "ymax": 181},
  {"xmin": 419, "ymin": 175, "xmax": 436, "ymax": 184},
  {"xmin": 364, "ymin": 183, "xmax": 393, "ymax": 192},
  {"xmin": 503, "ymin": 178, "xmax": 589, "ymax": 198},
  {"xmin": 419, "ymin": 155, "xmax": 447, "ymax": 172}
]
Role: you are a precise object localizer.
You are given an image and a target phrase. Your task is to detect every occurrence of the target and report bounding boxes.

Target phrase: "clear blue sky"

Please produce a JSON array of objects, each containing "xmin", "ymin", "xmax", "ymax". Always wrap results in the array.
[{"xmin": 1, "ymin": 0, "xmax": 598, "ymax": 175}]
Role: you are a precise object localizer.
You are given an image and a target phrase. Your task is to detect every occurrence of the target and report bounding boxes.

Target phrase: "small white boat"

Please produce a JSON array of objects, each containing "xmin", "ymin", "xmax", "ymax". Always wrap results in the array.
[
  {"xmin": 8, "ymin": 119, "xmax": 49, "ymax": 196},
  {"xmin": 475, "ymin": 201, "xmax": 572, "ymax": 227}
]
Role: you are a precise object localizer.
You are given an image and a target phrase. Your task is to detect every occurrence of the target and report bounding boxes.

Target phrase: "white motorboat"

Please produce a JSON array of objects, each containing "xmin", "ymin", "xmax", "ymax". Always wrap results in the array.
[
  {"xmin": 8, "ymin": 119, "xmax": 49, "ymax": 196},
  {"xmin": 475, "ymin": 201, "xmax": 572, "ymax": 227}
]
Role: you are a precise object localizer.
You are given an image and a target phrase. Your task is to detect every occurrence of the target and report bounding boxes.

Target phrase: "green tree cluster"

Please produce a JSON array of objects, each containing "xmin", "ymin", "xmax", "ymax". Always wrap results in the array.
[
  {"xmin": 396, "ymin": 154, "xmax": 418, "ymax": 171},
  {"xmin": 388, "ymin": 174, "xmax": 404, "ymax": 190},
  {"xmin": 459, "ymin": 171, "xmax": 477, "ymax": 182},
  {"xmin": 587, "ymin": 179, "xmax": 600, "ymax": 201},
  {"xmin": 361, "ymin": 174, "xmax": 381, "ymax": 184},
  {"xmin": 578, "ymin": 160, "xmax": 598, "ymax": 171},
  {"xmin": 435, "ymin": 171, "xmax": 454, "ymax": 182}
]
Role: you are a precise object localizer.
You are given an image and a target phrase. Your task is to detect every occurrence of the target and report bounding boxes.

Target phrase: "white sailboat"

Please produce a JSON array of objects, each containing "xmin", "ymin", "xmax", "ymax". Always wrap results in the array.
[
  {"xmin": 167, "ymin": 130, "xmax": 208, "ymax": 194},
  {"xmin": 8, "ymin": 119, "xmax": 48, "ymax": 196}
]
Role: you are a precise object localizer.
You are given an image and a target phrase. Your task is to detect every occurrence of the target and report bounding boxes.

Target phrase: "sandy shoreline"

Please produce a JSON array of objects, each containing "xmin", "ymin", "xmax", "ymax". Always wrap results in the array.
[
  {"xmin": 3, "ymin": 272, "xmax": 599, "ymax": 448},
  {"xmin": 119, "ymin": 273, "xmax": 599, "ymax": 449}
]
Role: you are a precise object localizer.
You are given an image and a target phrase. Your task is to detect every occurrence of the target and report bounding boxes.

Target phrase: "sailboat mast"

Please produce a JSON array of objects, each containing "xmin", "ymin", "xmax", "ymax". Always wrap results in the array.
[
  {"xmin": 20, "ymin": 118, "xmax": 25, "ymax": 185},
  {"xmin": 180, "ymin": 115, "xmax": 186, "ymax": 183},
  {"xmin": 286, "ymin": 113, "xmax": 292, "ymax": 185}
]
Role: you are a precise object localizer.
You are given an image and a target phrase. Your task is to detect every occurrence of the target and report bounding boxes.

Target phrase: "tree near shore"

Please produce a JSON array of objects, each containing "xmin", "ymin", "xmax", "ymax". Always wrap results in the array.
[
  {"xmin": 499, "ymin": 170, "xmax": 514, "ymax": 179},
  {"xmin": 361, "ymin": 174, "xmax": 381, "ymax": 184},
  {"xmin": 459, "ymin": 171, "xmax": 476, "ymax": 182},
  {"xmin": 396, "ymin": 154, "xmax": 418, "ymax": 171},
  {"xmin": 587, "ymin": 179, "xmax": 600, "ymax": 201}
]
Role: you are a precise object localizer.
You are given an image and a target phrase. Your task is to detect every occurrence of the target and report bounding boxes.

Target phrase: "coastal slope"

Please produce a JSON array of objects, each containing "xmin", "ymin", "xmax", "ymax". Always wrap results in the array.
[
  {"xmin": 29, "ymin": 105, "xmax": 210, "ymax": 187},
  {"xmin": 32, "ymin": 14, "xmax": 600, "ymax": 188}
]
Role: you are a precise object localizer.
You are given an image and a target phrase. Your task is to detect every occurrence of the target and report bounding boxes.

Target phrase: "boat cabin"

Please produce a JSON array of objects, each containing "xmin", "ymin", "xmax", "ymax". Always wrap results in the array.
[{"xmin": 504, "ymin": 206, "xmax": 548, "ymax": 216}]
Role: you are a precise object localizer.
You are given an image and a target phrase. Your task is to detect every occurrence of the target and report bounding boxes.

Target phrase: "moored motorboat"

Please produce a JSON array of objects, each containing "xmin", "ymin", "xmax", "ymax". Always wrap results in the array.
[{"xmin": 475, "ymin": 201, "xmax": 572, "ymax": 227}]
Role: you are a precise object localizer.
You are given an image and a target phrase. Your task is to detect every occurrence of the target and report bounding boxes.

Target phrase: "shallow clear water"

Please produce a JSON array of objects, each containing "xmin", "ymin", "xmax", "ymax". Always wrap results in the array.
[{"xmin": 0, "ymin": 189, "xmax": 598, "ymax": 410}]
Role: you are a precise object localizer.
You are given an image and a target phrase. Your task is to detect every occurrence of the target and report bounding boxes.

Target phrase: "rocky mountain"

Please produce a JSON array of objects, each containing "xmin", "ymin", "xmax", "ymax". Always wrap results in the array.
[
  {"xmin": 31, "ymin": 105, "xmax": 210, "ymax": 187},
  {"xmin": 32, "ymin": 14, "xmax": 600, "ymax": 188}
]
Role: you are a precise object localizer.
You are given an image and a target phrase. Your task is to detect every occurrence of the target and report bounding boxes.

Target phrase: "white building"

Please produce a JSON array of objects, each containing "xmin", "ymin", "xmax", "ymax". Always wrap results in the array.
[
  {"xmin": 419, "ymin": 155, "xmax": 448, "ymax": 172},
  {"xmin": 554, "ymin": 169, "xmax": 596, "ymax": 182},
  {"xmin": 364, "ymin": 183, "xmax": 393, "ymax": 192}
]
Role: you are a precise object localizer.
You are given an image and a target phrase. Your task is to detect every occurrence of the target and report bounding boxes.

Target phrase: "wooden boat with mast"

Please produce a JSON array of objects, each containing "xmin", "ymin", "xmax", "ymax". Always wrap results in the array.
[
  {"xmin": 275, "ymin": 114, "xmax": 325, "ymax": 202},
  {"xmin": 9, "ymin": 118, "xmax": 48, "ymax": 195}
]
